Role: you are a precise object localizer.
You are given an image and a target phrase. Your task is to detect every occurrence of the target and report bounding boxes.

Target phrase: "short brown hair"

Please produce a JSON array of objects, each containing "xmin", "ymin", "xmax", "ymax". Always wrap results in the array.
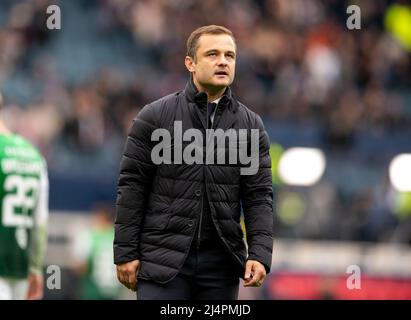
[{"xmin": 186, "ymin": 25, "xmax": 235, "ymax": 60}]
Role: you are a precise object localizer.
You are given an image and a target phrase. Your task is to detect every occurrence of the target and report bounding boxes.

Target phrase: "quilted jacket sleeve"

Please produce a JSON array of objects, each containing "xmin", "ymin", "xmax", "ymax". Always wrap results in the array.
[
  {"xmin": 114, "ymin": 104, "xmax": 158, "ymax": 264},
  {"xmin": 240, "ymin": 114, "xmax": 274, "ymax": 274}
]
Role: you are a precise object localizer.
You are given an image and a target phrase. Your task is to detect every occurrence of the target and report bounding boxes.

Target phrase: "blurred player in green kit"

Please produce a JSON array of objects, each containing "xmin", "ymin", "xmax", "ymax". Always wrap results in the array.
[
  {"xmin": 0, "ymin": 93, "xmax": 49, "ymax": 300},
  {"xmin": 72, "ymin": 204, "xmax": 122, "ymax": 300}
]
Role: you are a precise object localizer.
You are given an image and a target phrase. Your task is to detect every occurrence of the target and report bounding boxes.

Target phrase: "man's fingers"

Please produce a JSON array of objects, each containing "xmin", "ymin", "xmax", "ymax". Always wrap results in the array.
[
  {"xmin": 244, "ymin": 276, "xmax": 260, "ymax": 287},
  {"xmin": 117, "ymin": 269, "xmax": 125, "ymax": 285},
  {"xmin": 244, "ymin": 274, "xmax": 264, "ymax": 287},
  {"xmin": 244, "ymin": 277, "xmax": 260, "ymax": 287},
  {"xmin": 116, "ymin": 260, "xmax": 140, "ymax": 291},
  {"xmin": 244, "ymin": 261, "xmax": 253, "ymax": 280},
  {"xmin": 117, "ymin": 267, "xmax": 137, "ymax": 291},
  {"xmin": 128, "ymin": 270, "xmax": 137, "ymax": 291},
  {"xmin": 117, "ymin": 268, "xmax": 129, "ymax": 288},
  {"xmin": 243, "ymin": 261, "xmax": 266, "ymax": 287},
  {"xmin": 250, "ymin": 271, "xmax": 265, "ymax": 287}
]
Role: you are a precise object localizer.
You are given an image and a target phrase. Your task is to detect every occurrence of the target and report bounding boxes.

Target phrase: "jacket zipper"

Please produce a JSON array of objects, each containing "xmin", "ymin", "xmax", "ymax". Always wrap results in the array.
[
  {"xmin": 197, "ymin": 104, "xmax": 209, "ymax": 250},
  {"xmin": 204, "ymin": 104, "xmax": 245, "ymax": 268},
  {"xmin": 196, "ymin": 182, "xmax": 204, "ymax": 250}
]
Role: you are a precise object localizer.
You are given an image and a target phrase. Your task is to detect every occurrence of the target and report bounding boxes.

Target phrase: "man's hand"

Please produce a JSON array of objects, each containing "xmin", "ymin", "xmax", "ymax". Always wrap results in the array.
[
  {"xmin": 243, "ymin": 260, "xmax": 266, "ymax": 287},
  {"xmin": 116, "ymin": 260, "xmax": 140, "ymax": 291},
  {"xmin": 26, "ymin": 272, "xmax": 44, "ymax": 300}
]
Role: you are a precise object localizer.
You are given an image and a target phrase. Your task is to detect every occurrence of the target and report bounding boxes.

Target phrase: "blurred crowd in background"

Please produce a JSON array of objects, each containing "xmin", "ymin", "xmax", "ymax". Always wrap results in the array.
[{"xmin": 0, "ymin": 0, "xmax": 411, "ymax": 296}]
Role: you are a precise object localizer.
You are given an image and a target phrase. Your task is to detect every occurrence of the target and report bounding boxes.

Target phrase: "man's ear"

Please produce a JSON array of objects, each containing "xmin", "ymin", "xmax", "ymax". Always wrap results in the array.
[{"xmin": 185, "ymin": 56, "xmax": 195, "ymax": 73}]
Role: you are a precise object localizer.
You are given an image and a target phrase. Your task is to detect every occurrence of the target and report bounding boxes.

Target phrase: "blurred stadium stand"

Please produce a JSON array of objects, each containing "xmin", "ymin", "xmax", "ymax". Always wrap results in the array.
[{"xmin": 0, "ymin": 0, "xmax": 410, "ymax": 299}]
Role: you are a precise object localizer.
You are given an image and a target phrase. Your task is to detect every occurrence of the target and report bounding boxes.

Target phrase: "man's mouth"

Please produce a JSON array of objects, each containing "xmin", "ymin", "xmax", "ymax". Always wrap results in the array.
[{"xmin": 215, "ymin": 71, "xmax": 228, "ymax": 76}]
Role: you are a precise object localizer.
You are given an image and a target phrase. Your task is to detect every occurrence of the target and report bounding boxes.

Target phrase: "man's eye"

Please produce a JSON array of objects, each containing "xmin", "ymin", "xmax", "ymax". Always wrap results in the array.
[{"xmin": 208, "ymin": 53, "xmax": 216, "ymax": 56}]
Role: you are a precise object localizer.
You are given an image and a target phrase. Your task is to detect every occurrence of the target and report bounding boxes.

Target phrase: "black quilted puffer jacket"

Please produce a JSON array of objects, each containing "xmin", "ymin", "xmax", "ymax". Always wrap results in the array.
[{"xmin": 114, "ymin": 78, "xmax": 274, "ymax": 284}]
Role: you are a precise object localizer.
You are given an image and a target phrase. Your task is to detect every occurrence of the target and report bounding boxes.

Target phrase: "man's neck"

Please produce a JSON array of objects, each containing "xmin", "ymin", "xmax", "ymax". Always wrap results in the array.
[{"xmin": 193, "ymin": 78, "xmax": 226, "ymax": 102}]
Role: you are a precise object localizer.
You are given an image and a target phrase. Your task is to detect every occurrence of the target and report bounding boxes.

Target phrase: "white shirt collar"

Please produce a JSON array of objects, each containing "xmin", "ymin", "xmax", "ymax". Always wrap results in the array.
[{"xmin": 211, "ymin": 97, "xmax": 222, "ymax": 105}]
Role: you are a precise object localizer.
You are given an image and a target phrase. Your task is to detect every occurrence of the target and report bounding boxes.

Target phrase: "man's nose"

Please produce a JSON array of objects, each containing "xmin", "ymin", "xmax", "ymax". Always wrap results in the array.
[{"xmin": 217, "ymin": 54, "xmax": 228, "ymax": 65}]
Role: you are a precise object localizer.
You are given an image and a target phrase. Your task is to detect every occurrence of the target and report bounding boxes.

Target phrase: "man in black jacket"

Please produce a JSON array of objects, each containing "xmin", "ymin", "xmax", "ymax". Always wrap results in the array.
[{"xmin": 114, "ymin": 25, "xmax": 274, "ymax": 300}]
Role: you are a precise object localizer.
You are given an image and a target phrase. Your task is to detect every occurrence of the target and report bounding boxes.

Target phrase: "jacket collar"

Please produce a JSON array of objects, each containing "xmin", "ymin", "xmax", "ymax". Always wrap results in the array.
[{"xmin": 183, "ymin": 76, "xmax": 235, "ymax": 111}]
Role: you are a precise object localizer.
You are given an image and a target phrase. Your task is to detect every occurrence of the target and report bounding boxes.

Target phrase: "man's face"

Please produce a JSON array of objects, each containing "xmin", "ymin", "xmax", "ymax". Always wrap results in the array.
[{"xmin": 185, "ymin": 34, "xmax": 236, "ymax": 92}]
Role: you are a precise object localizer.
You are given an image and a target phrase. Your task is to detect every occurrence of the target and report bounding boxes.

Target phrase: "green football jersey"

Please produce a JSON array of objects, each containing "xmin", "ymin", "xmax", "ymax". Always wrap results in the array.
[
  {"xmin": 0, "ymin": 134, "xmax": 48, "ymax": 278},
  {"xmin": 81, "ymin": 228, "xmax": 122, "ymax": 300}
]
